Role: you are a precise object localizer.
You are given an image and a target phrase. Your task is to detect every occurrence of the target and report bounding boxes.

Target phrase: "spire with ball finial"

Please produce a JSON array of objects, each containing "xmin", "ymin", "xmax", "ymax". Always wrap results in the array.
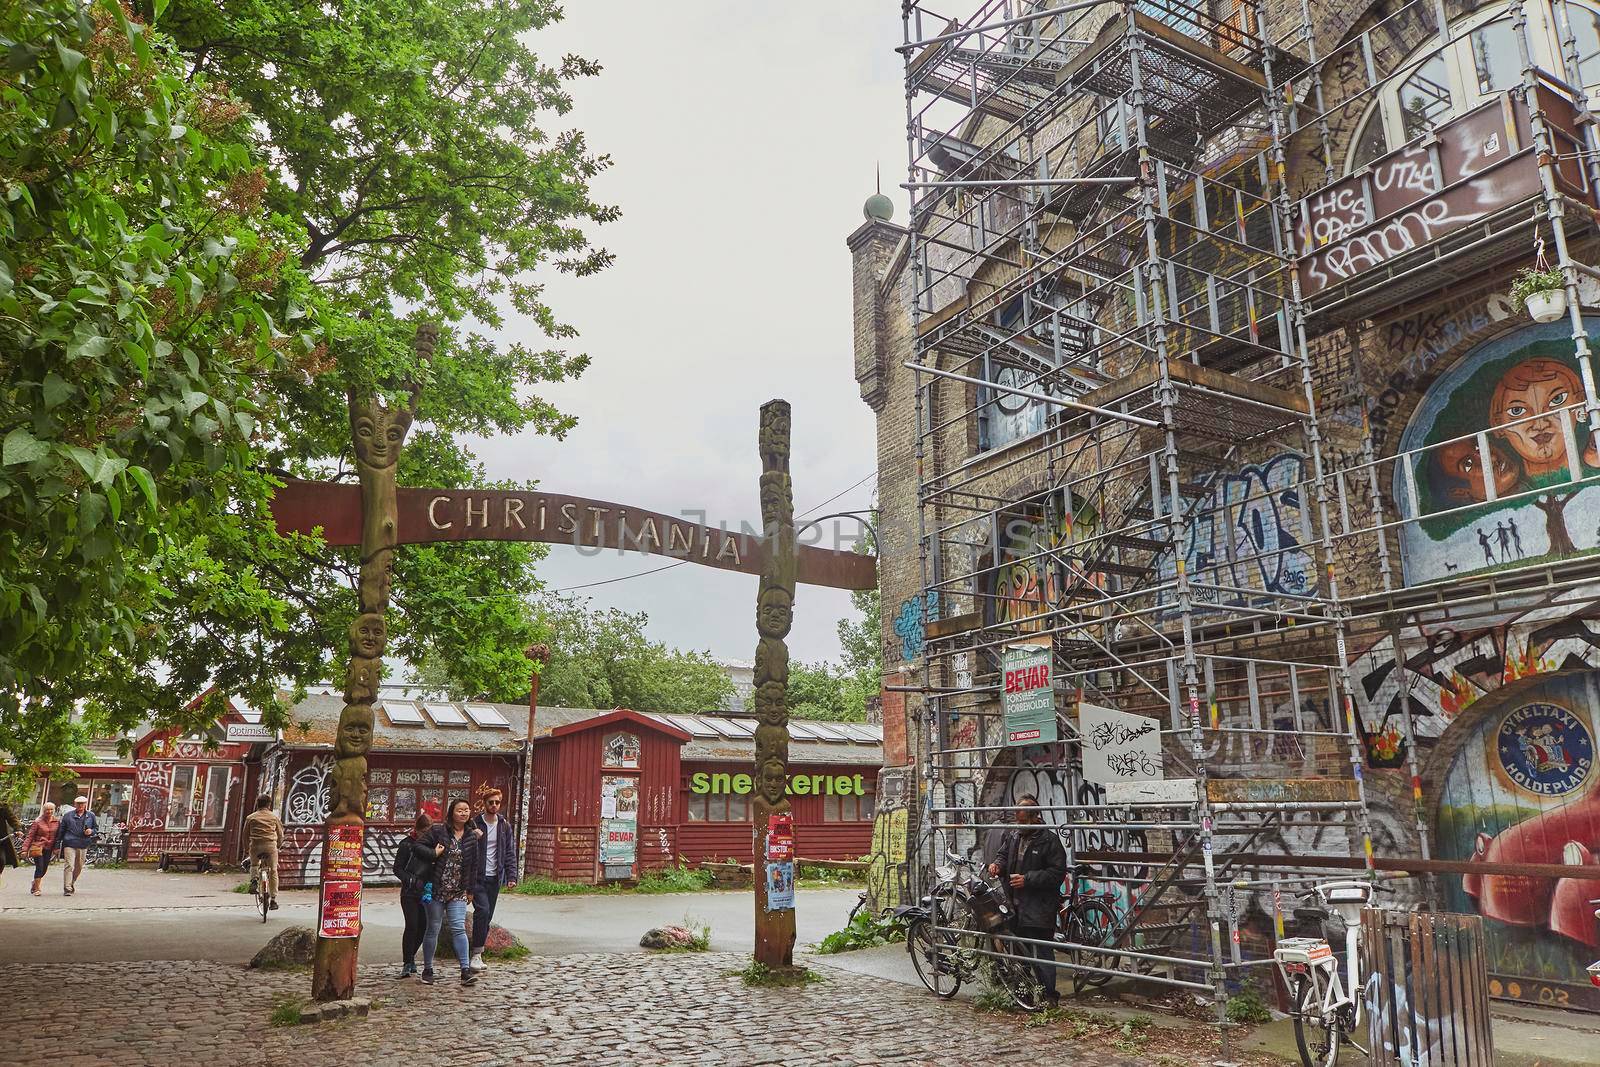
[{"xmin": 864, "ymin": 163, "xmax": 893, "ymax": 222}]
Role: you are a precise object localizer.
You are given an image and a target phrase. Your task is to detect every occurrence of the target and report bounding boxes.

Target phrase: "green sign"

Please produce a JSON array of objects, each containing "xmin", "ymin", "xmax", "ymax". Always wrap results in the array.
[
  {"xmin": 690, "ymin": 771, "xmax": 867, "ymax": 797},
  {"xmin": 1002, "ymin": 642, "xmax": 1056, "ymax": 745}
]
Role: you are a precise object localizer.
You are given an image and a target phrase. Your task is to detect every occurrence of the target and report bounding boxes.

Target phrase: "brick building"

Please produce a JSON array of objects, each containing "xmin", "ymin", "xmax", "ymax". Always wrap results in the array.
[{"xmin": 851, "ymin": 0, "xmax": 1600, "ymax": 1017}]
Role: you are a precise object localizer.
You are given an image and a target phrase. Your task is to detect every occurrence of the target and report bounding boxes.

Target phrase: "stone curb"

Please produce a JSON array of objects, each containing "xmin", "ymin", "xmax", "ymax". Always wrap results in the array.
[{"xmin": 297, "ymin": 997, "xmax": 371, "ymax": 1024}]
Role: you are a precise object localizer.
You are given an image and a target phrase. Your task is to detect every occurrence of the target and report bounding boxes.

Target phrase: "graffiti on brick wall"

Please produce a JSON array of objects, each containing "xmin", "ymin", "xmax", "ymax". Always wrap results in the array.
[
  {"xmin": 988, "ymin": 744, "xmax": 1149, "ymax": 926},
  {"xmin": 1397, "ymin": 318, "xmax": 1600, "ymax": 584},
  {"xmin": 1157, "ymin": 452, "xmax": 1315, "ymax": 608},
  {"xmin": 1437, "ymin": 671, "xmax": 1600, "ymax": 999},
  {"xmin": 127, "ymin": 831, "xmax": 223, "ymax": 861},
  {"xmin": 893, "ymin": 590, "xmax": 939, "ymax": 660},
  {"xmin": 1350, "ymin": 589, "xmax": 1600, "ymax": 767},
  {"xmin": 132, "ymin": 760, "xmax": 172, "ymax": 830}
]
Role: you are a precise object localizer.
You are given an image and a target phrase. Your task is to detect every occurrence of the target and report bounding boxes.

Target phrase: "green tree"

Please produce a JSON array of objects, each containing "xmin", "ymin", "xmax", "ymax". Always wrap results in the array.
[
  {"xmin": 4, "ymin": 0, "xmax": 616, "ymax": 775},
  {"xmin": 416, "ymin": 595, "xmax": 735, "ymax": 714},
  {"xmin": 0, "ymin": 0, "xmax": 321, "ymax": 780}
]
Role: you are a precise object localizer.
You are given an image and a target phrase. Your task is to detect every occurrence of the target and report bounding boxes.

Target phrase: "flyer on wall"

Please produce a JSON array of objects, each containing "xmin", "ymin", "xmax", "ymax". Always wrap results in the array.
[
  {"xmin": 765, "ymin": 860, "xmax": 795, "ymax": 911},
  {"xmin": 319, "ymin": 879, "xmax": 361, "ymax": 938}
]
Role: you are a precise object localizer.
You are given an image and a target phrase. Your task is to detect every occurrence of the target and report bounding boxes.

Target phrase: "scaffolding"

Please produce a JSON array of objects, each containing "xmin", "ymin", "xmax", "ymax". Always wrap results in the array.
[{"xmin": 898, "ymin": 0, "xmax": 1600, "ymax": 1051}]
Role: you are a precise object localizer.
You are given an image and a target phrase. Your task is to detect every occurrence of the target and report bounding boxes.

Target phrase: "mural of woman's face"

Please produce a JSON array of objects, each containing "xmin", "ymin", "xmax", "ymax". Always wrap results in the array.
[
  {"xmin": 1490, "ymin": 359, "xmax": 1583, "ymax": 475},
  {"xmin": 1433, "ymin": 438, "xmax": 1520, "ymax": 503}
]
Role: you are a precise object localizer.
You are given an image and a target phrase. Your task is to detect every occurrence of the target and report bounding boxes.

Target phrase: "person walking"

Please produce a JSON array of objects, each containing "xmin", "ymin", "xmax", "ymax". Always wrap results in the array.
[
  {"xmin": 418, "ymin": 797, "xmax": 482, "ymax": 986},
  {"xmin": 0, "ymin": 799, "xmax": 21, "ymax": 891},
  {"xmin": 54, "ymin": 795, "xmax": 97, "ymax": 896},
  {"xmin": 21, "ymin": 802, "xmax": 60, "ymax": 897},
  {"xmin": 467, "ymin": 788, "xmax": 518, "ymax": 972},
  {"xmin": 989, "ymin": 794, "xmax": 1067, "ymax": 1006},
  {"xmin": 242, "ymin": 794, "xmax": 285, "ymax": 910},
  {"xmin": 391, "ymin": 812, "xmax": 435, "ymax": 979}
]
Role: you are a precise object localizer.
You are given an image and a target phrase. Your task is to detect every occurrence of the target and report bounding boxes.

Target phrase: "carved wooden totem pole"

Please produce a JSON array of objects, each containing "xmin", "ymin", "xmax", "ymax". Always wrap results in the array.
[
  {"xmin": 752, "ymin": 400, "xmax": 797, "ymax": 967},
  {"xmin": 311, "ymin": 323, "xmax": 435, "ymax": 1002}
]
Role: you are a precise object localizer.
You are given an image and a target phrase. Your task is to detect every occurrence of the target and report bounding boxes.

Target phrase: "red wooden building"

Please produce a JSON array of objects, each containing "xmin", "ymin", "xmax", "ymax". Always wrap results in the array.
[{"xmin": 126, "ymin": 700, "xmax": 263, "ymax": 868}]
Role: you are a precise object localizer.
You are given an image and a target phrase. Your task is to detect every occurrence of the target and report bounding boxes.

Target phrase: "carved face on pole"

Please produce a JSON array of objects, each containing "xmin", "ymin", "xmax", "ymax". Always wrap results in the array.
[
  {"xmin": 754, "ymin": 637, "xmax": 788, "ymax": 685},
  {"xmin": 350, "ymin": 399, "xmax": 414, "ymax": 470},
  {"xmin": 346, "ymin": 657, "xmax": 381, "ymax": 705},
  {"xmin": 759, "ymin": 472, "xmax": 792, "ymax": 528},
  {"xmin": 759, "ymin": 757, "xmax": 787, "ymax": 805},
  {"xmin": 335, "ymin": 706, "xmax": 374, "ymax": 759},
  {"xmin": 350, "ymin": 613, "xmax": 386, "ymax": 659},
  {"xmin": 757, "ymin": 587, "xmax": 793, "ymax": 639},
  {"xmin": 759, "ymin": 402, "xmax": 791, "ymax": 467},
  {"xmin": 752, "ymin": 683, "xmax": 787, "ymax": 726}
]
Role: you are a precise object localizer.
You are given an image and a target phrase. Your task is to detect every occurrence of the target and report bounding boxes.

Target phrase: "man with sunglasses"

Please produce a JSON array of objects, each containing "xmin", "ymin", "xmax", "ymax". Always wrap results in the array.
[{"xmin": 467, "ymin": 788, "xmax": 518, "ymax": 972}]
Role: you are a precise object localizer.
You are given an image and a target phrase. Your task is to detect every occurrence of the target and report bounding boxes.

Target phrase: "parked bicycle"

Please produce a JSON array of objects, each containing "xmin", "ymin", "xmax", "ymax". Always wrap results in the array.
[
  {"xmin": 1273, "ymin": 879, "xmax": 1389, "ymax": 1066},
  {"xmin": 85, "ymin": 823, "xmax": 125, "ymax": 867},
  {"xmin": 1058, "ymin": 863, "xmax": 1124, "ymax": 990},
  {"xmin": 905, "ymin": 851, "xmax": 1047, "ymax": 1009}
]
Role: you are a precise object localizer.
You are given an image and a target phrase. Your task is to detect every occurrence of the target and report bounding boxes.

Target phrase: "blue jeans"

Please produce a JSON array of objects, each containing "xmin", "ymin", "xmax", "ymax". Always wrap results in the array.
[{"xmin": 423, "ymin": 898, "xmax": 470, "ymax": 973}]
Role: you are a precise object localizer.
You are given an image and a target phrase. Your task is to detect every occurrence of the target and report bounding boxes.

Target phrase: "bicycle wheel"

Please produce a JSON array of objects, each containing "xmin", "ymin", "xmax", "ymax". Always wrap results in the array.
[
  {"xmin": 1066, "ymin": 898, "xmax": 1121, "ymax": 990},
  {"xmin": 908, "ymin": 917, "xmax": 962, "ymax": 998},
  {"xmin": 1290, "ymin": 975, "xmax": 1342, "ymax": 1067},
  {"xmin": 991, "ymin": 948, "xmax": 1045, "ymax": 1012}
]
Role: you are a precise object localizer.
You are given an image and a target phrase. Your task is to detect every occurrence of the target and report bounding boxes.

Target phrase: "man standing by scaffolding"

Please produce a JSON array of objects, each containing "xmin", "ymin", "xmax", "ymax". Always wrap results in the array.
[{"xmin": 989, "ymin": 795, "xmax": 1066, "ymax": 1006}]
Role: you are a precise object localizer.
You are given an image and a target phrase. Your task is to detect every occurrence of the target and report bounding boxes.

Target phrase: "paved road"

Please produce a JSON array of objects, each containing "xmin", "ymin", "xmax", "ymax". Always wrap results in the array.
[
  {"xmin": 0, "ymin": 867, "xmax": 861, "ymax": 965},
  {"xmin": 0, "ymin": 954, "xmax": 1142, "ymax": 1067}
]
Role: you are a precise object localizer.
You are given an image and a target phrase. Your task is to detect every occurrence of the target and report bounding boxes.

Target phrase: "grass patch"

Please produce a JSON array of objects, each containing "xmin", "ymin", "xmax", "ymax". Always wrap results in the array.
[
  {"xmin": 232, "ymin": 881, "xmax": 253, "ymax": 894},
  {"xmin": 634, "ymin": 863, "xmax": 714, "ymax": 894},
  {"xmin": 972, "ymin": 982, "xmax": 1017, "ymax": 1014},
  {"xmin": 1110, "ymin": 1014, "xmax": 1153, "ymax": 1054},
  {"xmin": 251, "ymin": 958, "xmax": 310, "ymax": 973},
  {"xmin": 509, "ymin": 877, "xmax": 621, "ymax": 897},
  {"xmin": 795, "ymin": 863, "xmax": 865, "ymax": 889},
  {"xmin": 651, "ymin": 915, "xmax": 712, "ymax": 953},
  {"xmin": 1024, "ymin": 1006, "xmax": 1067, "ymax": 1029},
  {"xmin": 813, "ymin": 911, "xmax": 905, "ymax": 954},
  {"xmin": 1225, "ymin": 981, "xmax": 1273, "ymax": 1025},
  {"xmin": 728, "ymin": 961, "xmax": 824, "ymax": 988},
  {"xmin": 484, "ymin": 941, "xmax": 530, "ymax": 962},
  {"xmin": 268, "ymin": 996, "xmax": 304, "ymax": 1027}
]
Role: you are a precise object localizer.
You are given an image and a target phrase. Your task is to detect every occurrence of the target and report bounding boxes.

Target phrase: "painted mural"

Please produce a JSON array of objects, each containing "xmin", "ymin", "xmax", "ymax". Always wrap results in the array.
[
  {"xmin": 1398, "ymin": 318, "xmax": 1600, "ymax": 584},
  {"xmin": 986, "ymin": 493, "xmax": 1099, "ymax": 631},
  {"xmin": 1156, "ymin": 451, "xmax": 1315, "ymax": 611},
  {"xmin": 1436, "ymin": 671, "xmax": 1600, "ymax": 1006}
]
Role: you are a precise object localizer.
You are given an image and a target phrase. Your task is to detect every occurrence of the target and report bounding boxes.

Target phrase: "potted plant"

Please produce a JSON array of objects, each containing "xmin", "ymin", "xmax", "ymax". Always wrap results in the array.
[{"xmin": 1511, "ymin": 266, "xmax": 1568, "ymax": 323}]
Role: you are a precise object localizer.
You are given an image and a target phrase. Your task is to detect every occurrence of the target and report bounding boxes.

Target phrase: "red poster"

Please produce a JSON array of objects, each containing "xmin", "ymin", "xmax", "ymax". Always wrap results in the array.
[
  {"xmin": 766, "ymin": 813, "xmax": 794, "ymax": 862},
  {"xmin": 319, "ymin": 879, "xmax": 362, "ymax": 939},
  {"xmin": 325, "ymin": 824, "xmax": 363, "ymax": 881}
]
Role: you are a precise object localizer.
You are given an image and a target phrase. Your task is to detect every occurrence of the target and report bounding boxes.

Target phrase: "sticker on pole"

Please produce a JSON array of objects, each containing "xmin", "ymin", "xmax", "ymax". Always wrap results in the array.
[
  {"xmin": 325, "ymin": 823, "xmax": 363, "ymax": 882},
  {"xmin": 1079, "ymin": 703, "xmax": 1163, "ymax": 784},
  {"xmin": 765, "ymin": 860, "xmax": 796, "ymax": 911},
  {"xmin": 1002, "ymin": 641, "xmax": 1056, "ymax": 745},
  {"xmin": 319, "ymin": 879, "xmax": 362, "ymax": 938},
  {"xmin": 766, "ymin": 813, "xmax": 795, "ymax": 862}
]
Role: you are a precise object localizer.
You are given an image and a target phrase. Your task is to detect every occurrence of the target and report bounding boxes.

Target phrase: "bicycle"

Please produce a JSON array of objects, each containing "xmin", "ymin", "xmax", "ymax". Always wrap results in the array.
[
  {"xmin": 242, "ymin": 854, "xmax": 272, "ymax": 923},
  {"xmin": 907, "ymin": 851, "xmax": 1045, "ymax": 1010},
  {"xmin": 1273, "ymin": 879, "xmax": 1388, "ymax": 1066},
  {"xmin": 1057, "ymin": 863, "xmax": 1124, "ymax": 990}
]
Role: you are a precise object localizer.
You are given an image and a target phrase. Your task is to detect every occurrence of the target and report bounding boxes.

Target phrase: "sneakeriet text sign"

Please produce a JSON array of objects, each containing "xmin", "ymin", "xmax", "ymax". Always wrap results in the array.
[{"xmin": 1002, "ymin": 642, "xmax": 1056, "ymax": 745}]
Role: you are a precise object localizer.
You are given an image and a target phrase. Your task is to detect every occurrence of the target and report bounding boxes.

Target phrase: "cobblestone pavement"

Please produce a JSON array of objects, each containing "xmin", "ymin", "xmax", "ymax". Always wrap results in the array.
[{"xmin": 1, "ymin": 953, "xmax": 1140, "ymax": 1067}]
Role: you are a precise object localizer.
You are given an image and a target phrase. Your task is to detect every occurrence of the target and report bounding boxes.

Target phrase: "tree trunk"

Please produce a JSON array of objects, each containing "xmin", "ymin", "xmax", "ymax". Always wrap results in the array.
[
  {"xmin": 1536, "ymin": 493, "xmax": 1578, "ymax": 557},
  {"xmin": 752, "ymin": 400, "xmax": 797, "ymax": 968},
  {"xmin": 311, "ymin": 325, "xmax": 434, "ymax": 1002}
]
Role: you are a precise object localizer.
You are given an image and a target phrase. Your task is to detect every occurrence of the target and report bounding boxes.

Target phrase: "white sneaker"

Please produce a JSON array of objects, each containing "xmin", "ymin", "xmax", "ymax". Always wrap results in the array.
[{"xmin": 469, "ymin": 953, "xmax": 486, "ymax": 971}]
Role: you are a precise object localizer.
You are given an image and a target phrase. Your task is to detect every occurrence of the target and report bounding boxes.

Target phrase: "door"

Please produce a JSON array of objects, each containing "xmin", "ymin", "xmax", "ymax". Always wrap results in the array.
[{"xmin": 598, "ymin": 773, "xmax": 640, "ymax": 881}]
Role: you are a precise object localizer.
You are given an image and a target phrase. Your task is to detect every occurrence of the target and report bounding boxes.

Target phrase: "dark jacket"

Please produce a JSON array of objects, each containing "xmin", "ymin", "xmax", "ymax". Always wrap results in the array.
[
  {"xmin": 469, "ymin": 812, "xmax": 518, "ymax": 888},
  {"xmin": 417, "ymin": 824, "xmax": 483, "ymax": 898},
  {"xmin": 55, "ymin": 809, "xmax": 98, "ymax": 850},
  {"xmin": 0, "ymin": 803, "xmax": 19, "ymax": 869},
  {"xmin": 392, "ymin": 834, "xmax": 436, "ymax": 896},
  {"xmin": 994, "ymin": 826, "xmax": 1067, "ymax": 929}
]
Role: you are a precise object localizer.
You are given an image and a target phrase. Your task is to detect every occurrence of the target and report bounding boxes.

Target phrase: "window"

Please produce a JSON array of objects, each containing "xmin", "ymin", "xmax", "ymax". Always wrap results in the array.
[
  {"xmin": 88, "ymin": 781, "xmax": 131, "ymax": 825},
  {"xmin": 1345, "ymin": 2, "xmax": 1600, "ymax": 173},
  {"xmin": 167, "ymin": 765, "xmax": 196, "ymax": 829},
  {"xmin": 685, "ymin": 792, "xmax": 751, "ymax": 823},
  {"xmin": 392, "ymin": 788, "xmax": 418, "ymax": 823},
  {"xmin": 366, "ymin": 787, "xmax": 390, "ymax": 822},
  {"xmin": 200, "ymin": 766, "xmax": 231, "ymax": 830},
  {"xmin": 824, "ymin": 781, "xmax": 878, "ymax": 823}
]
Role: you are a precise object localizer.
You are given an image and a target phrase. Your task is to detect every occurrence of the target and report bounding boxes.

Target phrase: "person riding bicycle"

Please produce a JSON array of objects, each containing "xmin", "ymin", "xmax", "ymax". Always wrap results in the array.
[
  {"xmin": 988, "ymin": 794, "xmax": 1067, "ymax": 1006},
  {"xmin": 242, "ymin": 794, "xmax": 285, "ymax": 910}
]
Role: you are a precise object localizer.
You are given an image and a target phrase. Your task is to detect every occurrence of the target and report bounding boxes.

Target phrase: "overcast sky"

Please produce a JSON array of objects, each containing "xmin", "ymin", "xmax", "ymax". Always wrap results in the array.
[{"xmin": 457, "ymin": 3, "xmax": 909, "ymax": 665}]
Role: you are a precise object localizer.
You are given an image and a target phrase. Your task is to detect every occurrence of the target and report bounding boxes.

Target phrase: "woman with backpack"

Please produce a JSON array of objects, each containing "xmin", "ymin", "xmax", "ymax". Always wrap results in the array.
[
  {"xmin": 417, "ymin": 797, "xmax": 482, "ymax": 986},
  {"xmin": 391, "ymin": 811, "xmax": 434, "ymax": 979}
]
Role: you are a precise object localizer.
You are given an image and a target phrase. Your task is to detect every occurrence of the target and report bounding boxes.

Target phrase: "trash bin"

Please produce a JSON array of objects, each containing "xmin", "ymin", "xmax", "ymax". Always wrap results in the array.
[{"xmin": 1361, "ymin": 908, "xmax": 1495, "ymax": 1066}]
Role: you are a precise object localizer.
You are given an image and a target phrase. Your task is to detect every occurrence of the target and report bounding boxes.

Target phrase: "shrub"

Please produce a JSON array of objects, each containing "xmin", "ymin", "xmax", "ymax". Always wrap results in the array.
[
  {"xmin": 814, "ymin": 911, "xmax": 905, "ymax": 954},
  {"xmin": 1225, "ymin": 982, "xmax": 1273, "ymax": 1025},
  {"xmin": 728, "ymin": 961, "xmax": 824, "ymax": 987},
  {"xmin": 268, "ymin": 997, "xmax": 304, "ymax": 1027},
  {"xmin": 635, "ymin": 864, "xmax": 714, "ymax": 894}
]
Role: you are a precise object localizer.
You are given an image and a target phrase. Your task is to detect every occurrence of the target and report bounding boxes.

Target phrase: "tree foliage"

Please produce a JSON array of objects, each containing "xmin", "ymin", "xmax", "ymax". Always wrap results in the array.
[
  {"xmin": 416, "ymin": 595, "xmax": 735, "ymax": 715},
  {"xmin": 0, "ymin": 0, "xmax": 320, "ymax": 775},
  {"xmin": 3, "ymin": 0, "xmax": 615, "ymax": 775}
]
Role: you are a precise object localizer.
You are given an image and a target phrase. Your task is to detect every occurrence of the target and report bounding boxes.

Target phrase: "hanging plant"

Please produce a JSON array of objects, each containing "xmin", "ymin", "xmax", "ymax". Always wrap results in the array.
[{"xmin": 1510, "ymin": 266, "xmax": 1568, "ymax": 323}]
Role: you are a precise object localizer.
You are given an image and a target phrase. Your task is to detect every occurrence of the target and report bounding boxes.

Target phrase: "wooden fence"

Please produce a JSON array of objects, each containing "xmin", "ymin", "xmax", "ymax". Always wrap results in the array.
[{"xmin": 1362, "ymin": 909, "xmax": 1495, "ymax": 1066}]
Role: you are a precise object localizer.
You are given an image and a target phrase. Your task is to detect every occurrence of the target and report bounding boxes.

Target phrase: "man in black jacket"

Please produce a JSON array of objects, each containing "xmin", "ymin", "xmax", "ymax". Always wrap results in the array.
[
  {"xmin": 467, "ymin": 788, "xmax": 519, "ymax": 972},
  {"xmin": 989, "ymin": 794, "xmax": 1067, "ymax": 1004}
]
